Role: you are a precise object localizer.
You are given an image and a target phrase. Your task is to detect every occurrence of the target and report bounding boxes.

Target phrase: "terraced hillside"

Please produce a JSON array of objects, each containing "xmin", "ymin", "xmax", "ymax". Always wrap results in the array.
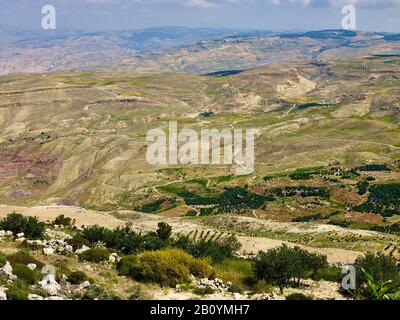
[{"xmin": 0, "ymin": 54, "xmax": 400, "ymax": 211}]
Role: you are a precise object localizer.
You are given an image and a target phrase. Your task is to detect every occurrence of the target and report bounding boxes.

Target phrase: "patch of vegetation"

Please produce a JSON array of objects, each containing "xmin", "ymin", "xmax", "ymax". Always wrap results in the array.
[
  {"xmin": 0, "ymin": 251, "xmax": 6, "ymax": 266},
  {"xmin": 5, "ymin": 280, "xmax": 29, "ymax": 300},
  {"xmin": 53, "ymin": 215, "xmax": 75, "ymax": 227},
  {"xmin": 355, "ymin": 164, "xmax": 390, "ymax": 172},
  {"xmin": 173, "ymin": 234, "xmax": 241, "ymax": 263},
  {"xmin": 81, "ymin": 223, "xmax": 168, "ymax": 254},
  {"xmin": 0, "ymin": 213, "xmax": 45, "ymax": 239},
  {"xmin": 292, "ymin": 213, "xmax": 324, "ymax": 222},
  {"xmin": 354, "ymin": 253, "xmax": 399, "ymax": 289},
  {"xmin": 79, "ymin": 248, "xmax": 110, "ymax": 263},
  {"xmin": 134, "ymin": 198, "xmax": 177, "ymax": 213},
  {"xmin": 193, "ymin": 286, "xmax": 215, "ymax": 295},
  {"xmin": 82, "ymin": 284, "xmax": 120, "ymax": 300},
  {"xmin": 178, "ymin": 187, "xmax": 271, "ymax": 214},
  {"xmin": 68, "ymin": 271, "xmax": 89, "ymax": 285},
  {"xmin": 117, "ymin": 248, "xmax": 214, "ymax": 287},
  {"xmin": 12, "ymin": 263, "xmax": 40, "ymax": 285},
  {"xmin": 310, "ymin": 266, "xmax": 342, "ymax": 282},
  {"xmin": 357, "ymin": 180, "xmax": 369, "ymax": 195},
  {"xmin": 288, "ymin": 167, "xmax": 325, "ymax": 180},
  {"xmin": 199, "ymin": 111, "xmax": 215, "ymax": 118},
  {"xmin": 286, "ymin": 293, "xmax": 314, "ymax": 300},
  {"xmin": 7, "ymin": 251, "xmax": 45, "ymax": 269},
  {"xmin": 354, "ymin": 183, "xmax": 400, "ymax": 216},
  {"xmin": 67, "ymin": 234, "xmax": 91, "ymax": 251},
  {"xmin": 270, "ymin": 186, "xmax": 328, "ymax": 198},
  {"xmin": 253, "ymin": 245, "xmax": 327, "ymax": 292},
  {"xmin": 372, "ymin": 223, "xmax": 400, "ymax": 235}
]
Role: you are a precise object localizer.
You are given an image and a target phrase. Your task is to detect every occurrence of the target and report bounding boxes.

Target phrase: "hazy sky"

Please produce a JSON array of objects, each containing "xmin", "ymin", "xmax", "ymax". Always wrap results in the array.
[{"xmin": 0, "ymin": 0, "xmax": 400, "ymax": 32}]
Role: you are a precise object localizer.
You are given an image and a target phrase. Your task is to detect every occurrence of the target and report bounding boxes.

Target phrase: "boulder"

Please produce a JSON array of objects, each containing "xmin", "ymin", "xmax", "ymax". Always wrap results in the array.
[
  {"xmin": 16, "ymin": 232, "xmax": 24, "ymax": 238},
  {"xmin": 27, "ymin": 263, "xmax": 37, "ymax": 271},
  {"xmin": 78, "ymin": 281, "xmax": 91, "ymax": 291},
  {"xmin": 0, "ymin": 261, "xmax": 17, "ymax": 280},
  {"xmin": 108, "ymin": 253, "xmax": 120, "ymax": 263},
  {"xmin": 15, "ymin": 237, "xmax": 26, "ymax": 243},
  {"xmin": 0, "ymin": 287, "xmax": 7, "ymax": 300},
  {"xmin": 43, "ymin": 247, "xmax": 55, "ymax": 256},
  {"xmin": 75, "ymin": 245, "xmax": 90, "ymax": 255}
]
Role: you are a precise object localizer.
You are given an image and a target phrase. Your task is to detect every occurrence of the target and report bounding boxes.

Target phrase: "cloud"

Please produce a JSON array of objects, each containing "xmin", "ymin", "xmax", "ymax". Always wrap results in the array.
[
  {"xmin": 265, "ymin": 0, "xmax": 400, "ymax": 8},
  {"xmin": 50, "ymin": 0, "xmax": 400, "ymax": 9}
]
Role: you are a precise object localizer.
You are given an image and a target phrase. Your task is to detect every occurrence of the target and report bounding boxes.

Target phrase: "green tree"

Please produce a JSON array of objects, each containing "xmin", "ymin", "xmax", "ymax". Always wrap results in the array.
[
  {"xmin": 156, "ymin": 222, "xmax": 172, "ymax": 242},
  {"xmin": 253, "ymin": 245, "xmax": 327, "ymax": 292}
]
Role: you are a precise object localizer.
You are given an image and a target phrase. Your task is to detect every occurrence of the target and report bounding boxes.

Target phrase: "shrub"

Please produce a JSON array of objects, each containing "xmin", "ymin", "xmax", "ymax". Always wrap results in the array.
[
  {"xmin": 228, "ymin": 283, "xmax": 244, "ymax": 294},
  {"xmin": 82, "ymin": 284, "xmax": 119, "ymax": 300},
  {"xmin": 7, "ymin": 251, "xmax": 45, "ymax": 269},
  {"xmin": 357, "ymin": 268, "xmax": 400, "ymax": 300},
  {"xmin": 0, "ymin": 213, "xmax": 45, "ymax": 239},
  {"xmin": 0, "ymin": 251, "xmax": 6, "ymax": 266},
  {"xmin": 6, "ymin": 280, "xmax": 29, "ymax": 300},
  {"xmin": 53, "ymin": 215, "xmax": 74, "ymax": 227},
  {"xmin": 354, "ymin": 253, "xmax": 399, "ymax": 288},
  {"xmin": 117, "ymin": 248, "xmax": 214, "ymax": 287},
  {"xmin": 82, "ymin": 224, "xmax": 167, "ymax": 254},
  {"xmin": 81, "ymin": 225, "xmax": 111, "ymax": 244},
  {"xmin": 311, "ymin": 266, "xmax": 342, "ymax": 282},
  {"xmin": 251, "ymin": 279, "xmax": 274, "ymax": 294},
  {"xmin": 53, "ymin": 258, "xmax": 71, "ymax": 282},
  {"xmin": 173, "ymin": 234, "xmax": 241, "ymax": 263},
  {"xmin": 253, "ymin": 245, "xmax": 327, "ymax": 292},
  {"xmin": 67, "ymin": 234, "xmax": 91, "ymax": 251},
  {"xmin": 128, "ymin": 285, "xmax": 152, "ymax": 300},
  {"xmin": 193, "ymin": 286, "xmax": 215, "ymax": 296},
  {"xmin": 214, "ymin": 258, "xmax": 253, "ymax": 288},
  {"xmin": 79, "ymin": 248, "xmax": 110, "ymax": 263},
  {"xmin": 68, "ymin": 271, "xmax": 88, "ymax": 285},
  {"xmin": 286, "ymin": 293, "xmax": 313, "ymax": 300},
  {"xmin": 156, "ymin": 222, "xmax": 172, "ymax": 242},
  {"xmin": 12, "ymin": 263, "xmax": 40, "ymax": 285}
]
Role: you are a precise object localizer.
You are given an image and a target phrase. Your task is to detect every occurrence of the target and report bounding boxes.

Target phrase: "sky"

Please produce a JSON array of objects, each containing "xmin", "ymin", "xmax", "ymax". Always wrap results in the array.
[{"xmin": 0, "ymin": 0, "xmax": 400, "ymax": 32}]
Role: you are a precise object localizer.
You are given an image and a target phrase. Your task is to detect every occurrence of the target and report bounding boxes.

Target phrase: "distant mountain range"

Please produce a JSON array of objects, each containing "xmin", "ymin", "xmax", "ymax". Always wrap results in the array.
[{"xmin": 1, "ymin": 27, "xmax": 400, "ymax": 75}]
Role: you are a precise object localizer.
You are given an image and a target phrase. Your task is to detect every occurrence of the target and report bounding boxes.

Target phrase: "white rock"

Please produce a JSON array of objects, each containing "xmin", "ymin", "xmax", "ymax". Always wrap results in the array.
[
  {"xmin": 28, "ymin": 294, "xmax": 44, "ymax": 300},
  {"xmin": 0, "ymin": 261, "xmax": 16, "ymax": 280},
  {"xmin": 43, "ymin": 247, "xmax": 55, "ymax": 256},
  {"xmin": 65, "ymin": 245, "xmax": 73, "ymax": 253},
  {"xmin": 75, "ymin": 245, "xmax": 90, "ymax": 255},
  {"xmin": 15, "ymin": 237, "xmax": 26, "ymax": 243},
  {"xmin": 39, "ymin": 275, "xmax": 61, "ymax": 296},
  {"xmin": 5, "ymin": 231, "xmax": 13, "ymax": 237},
  {"xmin": 0, "ymin": 230, "xmax": 5, "ymax": 237},
  {"xmin": 78, "ymin": 281, "xmax": 91, "ymax": 290},
  {"xmin": 233, "ymin": 293, "xmax": 242, "ymax": 300},
  {"xmin": 108, "ymin": 253, "xmax": 120, "ymax": 263},
  {"xmin": 0, "ymin": 287, "xmax": 7, "ymax": 300},
  {"xmin": 27, "ymin": 263, "xmax": 37, "ymax": 271},
  {"xmin": 16, "ymin": 232, "xmax": 24, "ymax": 238},
  {"xmin": 46, "ymin": 296, "xmax": 64, "ymax": 300}
]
